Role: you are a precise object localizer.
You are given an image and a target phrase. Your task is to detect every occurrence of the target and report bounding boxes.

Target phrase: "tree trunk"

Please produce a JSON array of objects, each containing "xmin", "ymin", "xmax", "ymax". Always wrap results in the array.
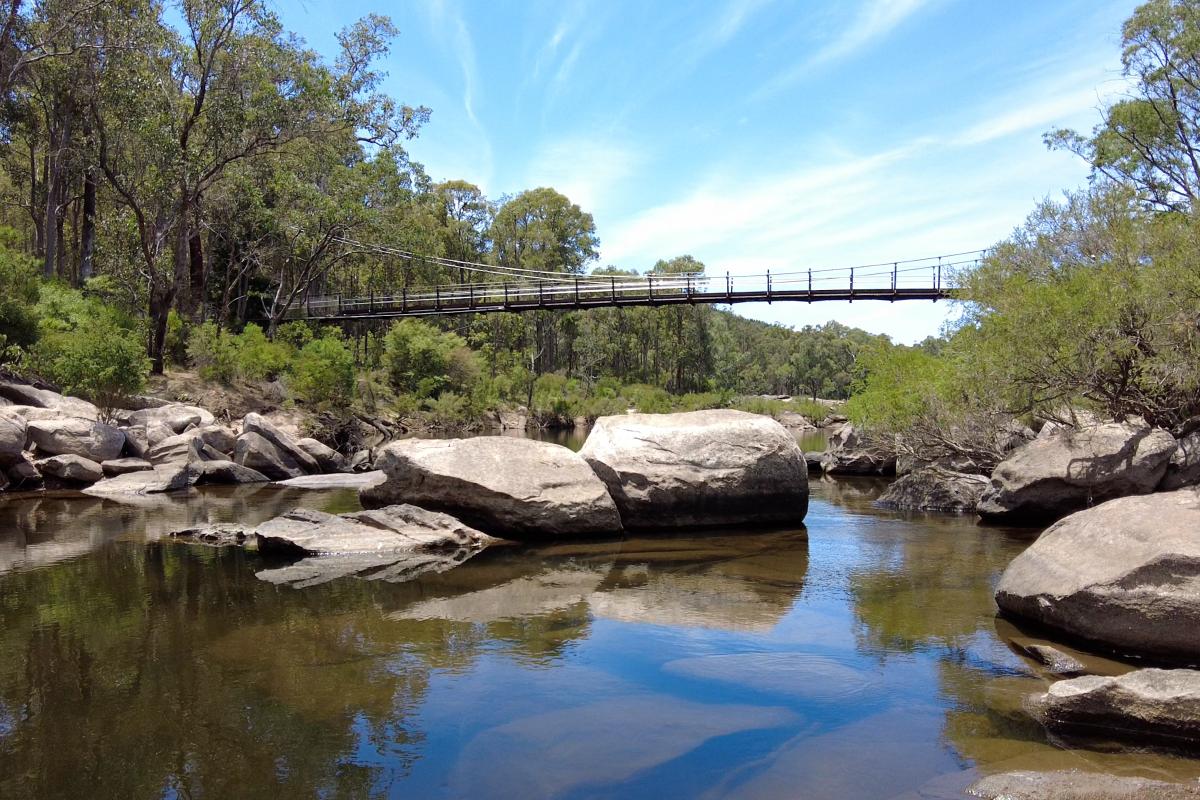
[{"xmin": 79, "ymin": 162, "xmax": 96, "ymax": 282}]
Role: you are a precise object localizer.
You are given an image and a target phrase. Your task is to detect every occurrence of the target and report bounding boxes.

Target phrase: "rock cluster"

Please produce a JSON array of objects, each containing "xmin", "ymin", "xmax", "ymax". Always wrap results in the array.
[
  {"xmin": 363, "ymin": 410, "xmax": 810, "ymax": 539},
  {"xmin": 0, "ymin": 378, "xmax": 354, "ymax": 495}
]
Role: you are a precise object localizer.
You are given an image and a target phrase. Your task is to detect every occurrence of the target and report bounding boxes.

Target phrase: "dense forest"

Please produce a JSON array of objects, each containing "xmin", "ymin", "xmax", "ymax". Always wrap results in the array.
[
  {"xmin": 1, "ymin": 0, "xmax": 1195, "ymax": 440},
  {"xmin": 0, "ymin": 0, "xmax": 885, "ymax": 427}
]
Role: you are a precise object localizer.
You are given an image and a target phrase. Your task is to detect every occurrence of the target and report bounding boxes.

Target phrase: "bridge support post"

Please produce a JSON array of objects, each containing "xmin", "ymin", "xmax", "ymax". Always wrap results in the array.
[
  {"xmin": 337, "ymin": 293, "xmax": 342, "ymax": 316},
  {"xmin": 849, "ymin": 268, "xmax": 854, "ymax": 303},
  {"xmin": 807, "ymin": 269, "xmax": 812, "ymax": 302},
  {"xmin": 892, "ymin": 262, "xmax": 897, "ymax": 301},
  {"xmin": 575, "ymin": 277, "xmax": 580, "ymax": 306},
  {"xmin": 611, "ymin": 276, "xmax": 616, "ymax": 303},
  {"xmin": 767, "ymin": 270, "xmax": 772, "ymax": 303},
  {"xmin": 648, "ymin": 275, "xmax": 653, "ymax": 304},
  {"xmin": 435, "ymin": 285, "xmax": 441, "ymax": 311},
  {"xmin": 369, "ymin": 290, "xmax": 374, "ymax": 314},
  {"xmin": 402, "ymin": 288, "xmax": 408, "ymax": 314},
  {"xmin": 468, "ymin": 284, "xmax": 474, "ymax": 309},
  {"xmin": 726, "ymin": 271, "xmax": 731, "ymax": 302},
  {"xmin": 504, "ymin": 282, "xmax": 509, "ymax": 306}
]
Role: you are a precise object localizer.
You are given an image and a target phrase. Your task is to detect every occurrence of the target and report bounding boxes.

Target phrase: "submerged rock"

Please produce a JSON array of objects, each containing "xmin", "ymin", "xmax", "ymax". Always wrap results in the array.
[
  {"xmin": 968, "ymin": 770, "xmax": 1200, "ymax": 799},
  {"xmin": 1026, "ymin": 668, "xmax": 1200, "ymax": 750},
  {"xmin": 875, "ymin": 467, "xmax": 989, "ymax": 512},
  {"xmin": 995, "ymin": 488, "xmax": 1200, "ymax": 660},
  {"xmin": 579, "ymin": 409, "xmax": 808, "ymax": 529},
  {"xmin": 1014, "ymin": 643, "xmax": 1088, "ymax": 677},
  {"xmin": 27, "ymin": 417, "xmax": 125, "ymax": 462},
  {"xmin": 364, "ymin": 437, "xmax": 623, "ymax": 538},
  {"xmin": 978, "ymin": 420, "xmax": 1177, "ymax": 523}
]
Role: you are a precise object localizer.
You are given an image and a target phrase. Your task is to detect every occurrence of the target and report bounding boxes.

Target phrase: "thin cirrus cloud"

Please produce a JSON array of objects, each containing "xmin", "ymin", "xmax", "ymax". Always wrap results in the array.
[{"xmin": 752, "ymin": 0, "xmax": 935, "ymax": 101}]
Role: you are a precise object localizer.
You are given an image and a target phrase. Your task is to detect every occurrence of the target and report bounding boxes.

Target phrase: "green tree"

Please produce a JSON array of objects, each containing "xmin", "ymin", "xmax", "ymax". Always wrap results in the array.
[
  {"xmin": 489, "ymin": 188, "xmax": 598, "ymax": 274},
  {"xmin": 1048, "ymin": 0, "xmax": 1200, "ymax": 210}
]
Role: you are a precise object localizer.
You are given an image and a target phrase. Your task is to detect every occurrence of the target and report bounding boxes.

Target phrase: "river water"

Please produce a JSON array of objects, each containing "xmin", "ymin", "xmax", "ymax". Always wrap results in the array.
[{"xmin": 1, "ymin": 438, "xmax": 1198, "ymax": 798}]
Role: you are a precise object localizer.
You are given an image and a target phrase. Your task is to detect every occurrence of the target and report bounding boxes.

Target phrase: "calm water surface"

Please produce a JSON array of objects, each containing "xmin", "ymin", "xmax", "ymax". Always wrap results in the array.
[{"xmin": 1, "ymin": 454, "xmax": 1198, "ymax": 798}]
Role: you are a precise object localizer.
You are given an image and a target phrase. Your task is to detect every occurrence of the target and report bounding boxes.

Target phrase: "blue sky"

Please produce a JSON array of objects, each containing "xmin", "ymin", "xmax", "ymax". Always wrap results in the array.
[{"xmin": 277, "ymin": 0, "xmax": 1136, "ymax": 343}]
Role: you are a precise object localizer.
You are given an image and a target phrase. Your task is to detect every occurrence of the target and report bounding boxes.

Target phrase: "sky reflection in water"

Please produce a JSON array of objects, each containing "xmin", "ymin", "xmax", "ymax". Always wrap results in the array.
[{"xmin": 0, "ymin": 476, "xmax": 1198, "ymax": 799}]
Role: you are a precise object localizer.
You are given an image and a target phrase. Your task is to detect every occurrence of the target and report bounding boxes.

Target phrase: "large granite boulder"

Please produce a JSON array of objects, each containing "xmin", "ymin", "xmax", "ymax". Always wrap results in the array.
[
  {"xmin": 0, "ymin": 379, "xmax": 98, "ymax": 419},
  {"xmin": 875, "ymin": 467, "xmax": 989, "ymax": 512},
  {"xmin": 968, "ymin": 770, "xmax": 1200, "ymax": 799},
  {"xmin": 27, "ymin": 417, "xmax": 125, "ymax": 462},
  {"xmin": 242, "ymin": 413, "xmax": 319, "ymax": 474},
  {"xmin": 296, "ymin": 437, "xmax": 346, "ymax": 473},
  {"xmin": 1161, "ymin": 430, "xmax": 1200, "ymax": 491},
  {"xmin": 364, "ymin": 437, "xmax": 623, "ymax": 538},
  {"xmin": 191, "ymin": 459, "xmax": 269, "ymax": 485},
  {"xmin": 1026, "ymin": 668, "xmax": 1200, "ymax": 750},
  {"xmin": 147, "ymin": 426, "xmax": 236, "ymax": 464},
  {"xmin": 816, "ymin": 420, "xmax": 896, "ymax": 476},
  {"xmin": 978, "ymin": 420, "xmax": 1177, "ymax": 523},
  {"xmin": 84, "ymin": 463, "xmax": 196, "ymax": 496},
  {"xmin": 234, "ymin": 431, "xmax": 305, "ymax": 480},
  {"xmin": 122, "ymin": 420, "xmax": 178, "ymax": 458},
  {"xmin": 120, "ymin": 403, "xmax": 215, "ymax": 433},
  {"xmin": 995, "ymin": 488, "xmax": 1200, "ymax": 660},
  {"xmin": 579, "ymin": 410, "xmax": 808, "ymax": 529},
  {"xmin": 0, "ymin": 412, "xmax": 25, "ymax": 466},
  {"xmin": 34, "ymin": 453, "xmax": 103, "ymax": 483}
]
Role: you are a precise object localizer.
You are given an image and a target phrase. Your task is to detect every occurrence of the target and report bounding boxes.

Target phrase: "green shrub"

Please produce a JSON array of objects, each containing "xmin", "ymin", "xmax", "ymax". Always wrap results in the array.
[
  {"xmin": 235, "ymin": 323, "xmax": 293, "ymax": 381},
  {"xmin": 291, "ymin": 337, "xmax": 355, "ymax": 408},
  {"xmin": 382, "ymin": 319, "xmax": 478, "ymax": 397},
  {"xmin": 0, "ymin": 229, "xmax": 39, "ymax": 362},
  {"xmin": 164, "ymin": 310, "xmax": 190, "ymax": 367},
  {"xmin": 187, "ymin": 322, "xmax": 240, "ymax": 383},
  {"xmin": 275, "ymin": 321, "xmax": 316, "ymax": 351}
]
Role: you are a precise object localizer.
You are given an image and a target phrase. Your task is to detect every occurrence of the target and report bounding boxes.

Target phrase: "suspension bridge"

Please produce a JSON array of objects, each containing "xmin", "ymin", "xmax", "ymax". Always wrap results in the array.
[{"xmin": 281, "ymin": 241, "xmax": 982, "ymax": 322}]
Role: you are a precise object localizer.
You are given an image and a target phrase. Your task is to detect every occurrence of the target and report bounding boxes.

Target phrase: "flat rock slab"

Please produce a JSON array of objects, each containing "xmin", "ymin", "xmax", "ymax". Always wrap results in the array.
[
  {"xmin": 1027, "ymin": 668, "xmax": 1200, "ymax": 751},
  {"xmin": 579, "ymin": 409, "xmax": 808, "ymax": 529},
  {"xmin": 255, "ymin": 504, "xmax": 500, "ymax": 556},
  {"xmin": 995, "ymin": 488, "xmax": 1200, "ymax": 660},
  {"xmin": 274, "ymin": 471, "xmax": 385, "ymax": 490},
  {"xmin": 875, "ymin": 467, "xmax": 988, "ymax": 512},
  {"xmin": 968, "ymin": 770, "xmax": 1200, "ymax": 799},
  {"xmin": 100, "ymin": 457, "xmax": 153, "ymax": 477},
  {"xmin": 364, "ymin": 437, "xmax": 623, "ymax": 538},
  {"xmin": 979, "ymin": 420, "xmax": 1177, "ymax": 523},
  {"xmin": 84, "ymin": 463, "xmax": 196, "ymax": 496}
]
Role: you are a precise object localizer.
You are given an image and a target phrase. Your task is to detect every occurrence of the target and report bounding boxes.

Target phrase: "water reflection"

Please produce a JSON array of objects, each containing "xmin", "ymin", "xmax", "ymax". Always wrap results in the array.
[{"xmin": 1, "ymin": 475, "xmax": 1200, "ymax": 798}]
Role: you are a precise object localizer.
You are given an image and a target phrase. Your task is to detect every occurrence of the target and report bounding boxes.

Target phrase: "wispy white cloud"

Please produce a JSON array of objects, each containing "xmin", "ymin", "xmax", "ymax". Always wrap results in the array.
[
  {"xmin": 753, "ymin": 0, "xmax": 933, "ymax": 100},
  {"xmin": 421, "ymin": 0, "xmax": 493, "ymax": 182},
  {"xmin": 524, "ymin": 136, "xmax": 644, "ymax": 214}
]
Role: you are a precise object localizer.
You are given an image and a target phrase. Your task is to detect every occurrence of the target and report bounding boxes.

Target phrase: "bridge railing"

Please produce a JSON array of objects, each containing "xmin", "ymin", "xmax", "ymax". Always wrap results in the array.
[{"xmin": 282, "ymin": 255, "xmax": 976, "ymax": 320}]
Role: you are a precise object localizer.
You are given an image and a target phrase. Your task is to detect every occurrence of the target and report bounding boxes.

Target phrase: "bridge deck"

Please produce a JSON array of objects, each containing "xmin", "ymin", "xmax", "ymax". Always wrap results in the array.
[{"xmin": 285, "ymin": 275, "xmax": 952, "ymax": 321}]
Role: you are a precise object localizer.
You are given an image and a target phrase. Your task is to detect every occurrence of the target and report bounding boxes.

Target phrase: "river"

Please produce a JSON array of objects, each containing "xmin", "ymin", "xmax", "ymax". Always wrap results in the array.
[{"xmin": 0, "ymin": 434, "xmax": 1197, "ymax": 798}]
